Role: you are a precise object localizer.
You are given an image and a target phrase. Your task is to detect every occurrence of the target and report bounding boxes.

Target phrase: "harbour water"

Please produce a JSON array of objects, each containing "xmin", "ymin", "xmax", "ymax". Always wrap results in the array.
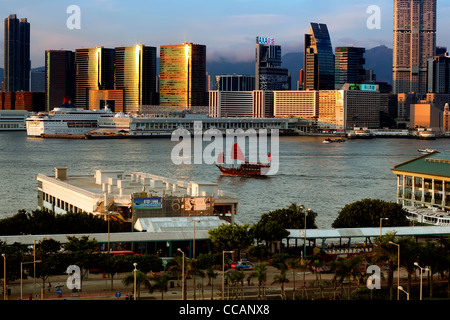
[{"xmin": 0, "ymin": 131, "xmax": 448, "ymax": 228}]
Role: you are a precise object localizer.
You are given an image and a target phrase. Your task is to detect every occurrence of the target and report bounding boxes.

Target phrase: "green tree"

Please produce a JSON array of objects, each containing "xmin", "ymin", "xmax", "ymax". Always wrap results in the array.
[
  {"xmin": 35, "ymin": 238, "xmax": 66, "ymax": 291},
  {"xmin": 122, "ymin": 270, "xmax": 151, "ymax": 299},
  {"xmin": 150, "ymin": 273, "xmax": 170, "ymax": 300},
  {"xmin": 372, "ymin": 232, "xmax": 399, "ymax": 300},
  {"xmin": 249, "ymin": 262, "xmax": 267, "ymax": 299},
  {"xmin": 208, "ymin": 223, "xmax": 253, "ymax": 255},
  {"xmin": 332, "ymin": 199, "xmax": 409, "ymax": 228},
  {"xmin": 272, "ymin": 268, "xmax": 289, "ymax": 300}
]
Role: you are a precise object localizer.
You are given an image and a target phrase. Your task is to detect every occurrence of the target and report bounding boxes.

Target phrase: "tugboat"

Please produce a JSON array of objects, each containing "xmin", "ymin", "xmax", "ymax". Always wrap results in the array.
[{"xmin": 216, "ymin": 143, "xmax": 271, "ymax": 176}]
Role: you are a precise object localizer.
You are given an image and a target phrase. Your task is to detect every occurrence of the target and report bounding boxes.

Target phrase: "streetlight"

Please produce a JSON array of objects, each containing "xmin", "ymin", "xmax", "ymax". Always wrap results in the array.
[
  {"xmin": 380, "ymin": 217, "xmax": 389, "ymax": 238},
  {"xmin": 2, "ymin": 254, "xmax": 5, "ymax": 300},
  {"xmin": 398, "ymin": 286, "xmax": 409, "ymax": 300},
  {"xmin": 414, "ymin": 262, "xmax": 430, "ymax": 300},
  {"xmin": 177, "ymin": 248, "xmax": 185, "ymax": 300},
  {"xmin": 133, "ymin": 263, "xmax": 137, "ymax": 301},
  {"xmin": 389, "ymin": 241, "xmax": 400, "ymax": 300},
  {"xmin": 222, "ymin": 250, "xmax": 234, "ymax": 300},
  {"xmin": 192, "ymin": 219, "xmax": 200, "ymax": 300}
]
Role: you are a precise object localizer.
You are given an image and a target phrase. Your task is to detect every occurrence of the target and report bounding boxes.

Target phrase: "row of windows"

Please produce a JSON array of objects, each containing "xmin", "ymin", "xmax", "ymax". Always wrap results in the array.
[{"xmin": 42, "ymin": 192, "xmax": 82, "ymax": 213}]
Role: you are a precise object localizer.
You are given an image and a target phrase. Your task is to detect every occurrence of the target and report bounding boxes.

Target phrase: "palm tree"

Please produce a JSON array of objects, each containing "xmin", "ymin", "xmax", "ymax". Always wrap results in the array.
[
  {"xmin": 372, "ymin": 232, "xmax": 399, "ymax": 300},
  {"xmin": 150, "ymin": 273, "xmax": 170, "ymax": 300},
  {"xmin": 286, "ymin": 257, "xmax": 301, "ymax": 299},
  {"xmin": 272, "ymin": 268, "xmax": 289, "ymax": 300},
  {"xmin": 206, "ymin": 267, "xmax": 219, "ymax": 300},
  {"xmin": 122, "ymin": 270, "xmax": 151, "ymax": 300},
  {"xmin": 250, "ymin": 263, "xmax": 267, "ymax": 299}
]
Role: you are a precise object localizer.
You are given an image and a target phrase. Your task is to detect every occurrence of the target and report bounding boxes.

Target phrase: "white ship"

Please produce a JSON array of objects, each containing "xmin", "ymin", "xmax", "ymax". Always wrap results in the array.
[
  {"xmin": 0, "ymin": 110, "xmax": 30, "ymax": 131},
  {"xmin": 26, "ymin": 104, "xmax": 114, "ymax": 137}
]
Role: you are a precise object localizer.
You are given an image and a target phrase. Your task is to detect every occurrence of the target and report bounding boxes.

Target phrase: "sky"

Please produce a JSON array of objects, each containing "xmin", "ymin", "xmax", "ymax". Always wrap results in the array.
[{"xmin": 1, "ymin": 0, "xmax": 450, "ymax": 68}]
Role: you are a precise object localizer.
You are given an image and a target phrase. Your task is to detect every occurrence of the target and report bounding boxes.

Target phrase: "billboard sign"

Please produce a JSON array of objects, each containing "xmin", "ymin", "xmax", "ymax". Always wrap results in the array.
[
  {"xmin": 184, "ymin": 196, "xmax": 212, "ymax": 211},
  {"xmin": 257, "ymin": 36, "xmax": 275, "ymax": 45},
  {"xmin": 347, "ymin": 83, "xmax": 378, "ymax": 91},
  {"xmin": 133, "ymin": 197, "xmax": 162, "ymax": 210}
]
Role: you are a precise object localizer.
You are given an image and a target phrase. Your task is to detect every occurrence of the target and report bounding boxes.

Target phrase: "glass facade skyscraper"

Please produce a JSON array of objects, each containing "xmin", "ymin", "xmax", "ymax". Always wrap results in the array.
[
  {"xmin": 393, "ymin": 0, "xmax": 436, "ymax": 95},
  {"xmin": 75, "ymin": 47, "xmax": 115, "ymax": 109},
  {"xmin": 159, "ymin": 43, "xmax": 207, "ymax": 107},
  {"xmin": 45, "ymin": 50, "xmax": 75, "ymax": 111},
  {"xmin": 335, "ymin": 47, "xmax": 366, "ymax": 90},
  {"xmin": 4, "ymin": 14, "xmax": 30, "ymax": 92},
  {"xmin": 304, "ymin": 23, "xmax": 334, "ymax": 90},
  {"xmin": 114, "ymin": 45, "xmax": 157, "ymax": 112}
]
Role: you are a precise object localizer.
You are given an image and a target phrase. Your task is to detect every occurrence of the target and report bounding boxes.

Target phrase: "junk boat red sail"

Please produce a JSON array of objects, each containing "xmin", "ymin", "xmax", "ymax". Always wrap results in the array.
[{"xmin": 216, "ymin": 143, "xmax": 271, "ymax": 176}]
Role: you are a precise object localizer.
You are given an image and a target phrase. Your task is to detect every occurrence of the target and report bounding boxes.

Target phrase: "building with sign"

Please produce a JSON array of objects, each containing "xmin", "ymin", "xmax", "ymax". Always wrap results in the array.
[
  {"xmin": 335, "ymin": 47, "xmax": 367, "ymax": 90},
  {"xmin": 35, "ymin": 167, "xmax": 239, "ymax": 227},
  {"xmin": 255, "ymin": 36, "xmax": 290, "ymax": 91}
]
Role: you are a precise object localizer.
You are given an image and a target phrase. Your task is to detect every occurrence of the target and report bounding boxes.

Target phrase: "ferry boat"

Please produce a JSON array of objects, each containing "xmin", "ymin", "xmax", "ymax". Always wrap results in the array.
[
  {"xmin": 0, "ymin": 110, "xmax": 30, "ymax": 131},
  {"xmin": 404, "ymin": 206, "xmax": 450, "ymax": 226},
  {"xmin": 418, "ymin": 148, "xmax": 436, "ymax": 154},
  {"xmin": 216, "ymin": 143, "xmax": 271, "ymax": 176},
  {"xmin": 26, "ymin": 102, "xmax": 113, "ymax": 137}
]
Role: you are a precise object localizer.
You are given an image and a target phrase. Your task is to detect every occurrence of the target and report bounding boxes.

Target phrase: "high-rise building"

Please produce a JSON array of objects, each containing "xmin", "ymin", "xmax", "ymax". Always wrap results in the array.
[
  {"xmin": 45, "ymin": 50, "xmax": 75, "ymax": 111},
  {"xmin": 114, "ymin": 45, "xmax": 157, "ymax": 113},
  {"xmin": 159, "ymin": 43, "xmax": 207, "ymax": 107},
  {"xmin": 335, "ymin": 47, "xmax": 366, "ymax": 89},
  {"xmin": 393, "ymin": 0, "xmax": 436, "ymax": 95},
  {"xmin": 255, "ymin": 36, "xmax": 290, "ymax": 90},
  {"xmin": 427, "ymin": 55, "xmax": 450, "ymax": 94},
  {"xmin": 215, "ymin": 74, "xmax": 255, "ymax": 91},
  {"xmin": 75, "ymin": 47, "xmax": 115, "ymax": 109},
  {"xmin": 4, "ymin": 14, "xmax": 30, "ymax": 92},
  {"xmin": 303, "ymin": 23, "xmax": 334, "ymax": 90}
]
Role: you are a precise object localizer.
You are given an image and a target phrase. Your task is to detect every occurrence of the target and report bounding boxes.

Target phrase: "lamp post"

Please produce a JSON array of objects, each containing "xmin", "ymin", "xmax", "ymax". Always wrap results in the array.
[
  {"xmin": 2, "ymin": 254, "xmax": 5, "ymax": 300},
  {"xmin": 133, "ymin": 263, "xmax": 137, "ymax": 301},
  {"xmin": 192, "ymin": 219, "xmax": 200, "ymax": 300},
  {"xmin": 380, "ymin": 217, "xmax": 388, "ymax": 238},
  {"xmin": 178, "ymin": 248, "xmax": 185, "ymax": 300},
  {"xmin": 389, "ymin": 241, "xmax": 400, "ymax": 300},
  {"xmin": 398, "ymin": 286, "xmax": 409, "ymax": 300},
  {"xmin": 20, "ymin": 260, "xmax": 41, "ymax": 300},
  {"xmin": 222, "ymin": 250, "xmax": 234, "ymax": 300},
  {"xmin": 414, "ymin": 262, "xmax": 430, "ymax": 300}
]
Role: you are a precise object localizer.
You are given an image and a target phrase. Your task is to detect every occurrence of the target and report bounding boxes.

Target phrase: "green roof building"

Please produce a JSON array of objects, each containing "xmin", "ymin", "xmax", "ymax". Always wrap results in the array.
[{"xmin": 392, "ymin": 151, "xmax": 450, "ymax": 210}]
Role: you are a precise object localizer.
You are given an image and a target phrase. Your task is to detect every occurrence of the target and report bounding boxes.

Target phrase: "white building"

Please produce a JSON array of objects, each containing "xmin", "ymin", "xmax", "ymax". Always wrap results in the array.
[{"xmin": 36, "ymin": 167, "xmax": 240, "ymax": 226}]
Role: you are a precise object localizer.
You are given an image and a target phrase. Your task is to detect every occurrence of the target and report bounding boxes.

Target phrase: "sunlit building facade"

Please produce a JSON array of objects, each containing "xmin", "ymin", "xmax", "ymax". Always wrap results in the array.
[
  {"xmin": 114, "ymin": 45, "xmax": 157, "ymax": 113},
  {"xmin": 4, "ymin": 14, "xmax": 30, "ymax": 92},
  {"xmin": 159, "ymin": 43, "xmax": 207, "ymax": 107},
  {"xmin": 304, "ymin": 23, "xmax": 335, "ymax": 90},
  {"xmin": 75, "ymin": 47, "xmax": 115, "ymax": 109},
  {"xmin": 393, "ymin": 0, "xmax": 436, "ymax": 95},
  {"xmin": 45, "ymin": 50, "xmax": 75, "ymax": 111}
]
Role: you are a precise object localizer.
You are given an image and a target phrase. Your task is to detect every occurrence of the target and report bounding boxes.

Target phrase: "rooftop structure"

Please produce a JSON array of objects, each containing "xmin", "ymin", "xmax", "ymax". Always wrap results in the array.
[
  {"xmin": 36, "ymin": 167, "xmax": 239, "ymax": 227},
  {"xmin": 392, "ymin": 151, "xmax": 450, "ymax": 211}
]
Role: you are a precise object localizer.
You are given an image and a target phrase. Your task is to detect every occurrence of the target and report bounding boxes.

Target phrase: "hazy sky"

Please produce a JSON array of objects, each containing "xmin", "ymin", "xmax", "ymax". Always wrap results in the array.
[{"xmin": 1, "ymin": 0, "xmax": 450, "ymax": 68}]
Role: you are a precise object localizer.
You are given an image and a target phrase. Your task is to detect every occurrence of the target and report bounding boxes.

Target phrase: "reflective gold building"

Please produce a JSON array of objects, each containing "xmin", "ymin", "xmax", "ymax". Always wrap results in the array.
[
  {"xmin": 115, "ymin": 45, "xmax": 157, "ymax": 113},
  {"xmin": 75, "ymin": 47, "xmax": 115, "ymax": 109},
  {"xmin": 159, "ymin": 43, "xmax": 207, "ymax": 107}
]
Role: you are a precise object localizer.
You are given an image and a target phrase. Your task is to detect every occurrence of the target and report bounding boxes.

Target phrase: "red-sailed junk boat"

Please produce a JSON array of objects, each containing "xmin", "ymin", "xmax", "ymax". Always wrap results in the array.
[{"xmin": 216, "ymin": 143, "xmax": 271, "ymax": 177}]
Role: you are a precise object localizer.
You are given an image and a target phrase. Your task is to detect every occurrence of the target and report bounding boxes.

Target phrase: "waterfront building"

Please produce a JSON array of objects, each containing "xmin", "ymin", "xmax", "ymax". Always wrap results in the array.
[
  {"xmin": 159, "ymin": 43, "xmax": 207, "ymax": 108},
  {"xmin": 209, "ymin": 90, "xmax": 273, "ymax": 118},
  {"xmin": 273, "ymin": 90, "xmax": 318, "ymax": 120},
  {"xmin": 427, "ymin": 55, "xmax": 450, "ymax": 94},
  {"xmin": 45, "ymin": 50, "xmax": 76, "ymax": 111},
  {"xmin": 88, "ymin": 89, "xmax": 124, "ymax": 112},
  {"xmin": 410, "ymin": 103, "xmax": 443, "ymax": 131},
  {"xmin": 36, "ymin": 167, "xmax": 240, "ymax": 227},
  {"xmin": 4, "ymin": 14, "xmax": 30, "ymax": 92},
  {"xmin": 393, "ymin": 0, "xmax": 436, "ymax": 95},
  {"xmin": 392, "ymin": 151, "xmax": 450, "ymax": 212},
  {"xmin": 255, "ymin": 36, "xmax": 290, "ymax": 90},
  {"xmin": 0, "ymin": 110, "xmax": 29, "ymax": 130},
  {"xmin": 0, "ymin": 91, "xmax": 44, "ymax": 111},
  {"xmin": 303, "ymin": 23, "xmax": 335, "ymax": 90},
  {"xmin": 444, "ymin": 103, "xmax": 450, "ymax": 132},
  {"xmin": 335, "ymin": 47, "xmax": 366, "ymax": 90},
  {"xmin": 114, "ymin": 45, "xmax": 157, "ymax": 113},
  {"xmin": 215, "ymin": 74, "xmax": 255, "ymax": 91},
  {"xmin": 75, "ymin": 47, "xmax": 115, "ymax": 109}
]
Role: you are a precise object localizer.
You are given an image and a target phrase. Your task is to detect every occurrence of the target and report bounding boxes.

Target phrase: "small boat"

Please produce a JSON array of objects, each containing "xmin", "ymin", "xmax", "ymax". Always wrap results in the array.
[
  {"xmin": 323, "ymin": 137, "xmax": 345, "ymax": 144},
  {"xmin": 418, "ymin": 148, "xmax": 436, "ymax": 154},
  {"xmin": 216, "ymin": 143, "xmax": 271, "ymax": 177}
]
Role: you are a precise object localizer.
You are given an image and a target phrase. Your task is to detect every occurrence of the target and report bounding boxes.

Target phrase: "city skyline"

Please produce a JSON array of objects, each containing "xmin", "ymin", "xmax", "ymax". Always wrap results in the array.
[{"xmin": 1, "ymin": 0, "xmax": 450, "ymax": 69}]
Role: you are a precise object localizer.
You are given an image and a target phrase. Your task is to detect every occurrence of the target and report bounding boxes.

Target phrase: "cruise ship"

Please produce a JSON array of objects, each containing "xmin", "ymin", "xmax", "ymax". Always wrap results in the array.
[
  {"xmin": 0, "ymin": 110, "xmax": 30, "ymax": 131},
  {"xmin": 26, "ymin": 103, "xmax": 114, "ymax": 137}
]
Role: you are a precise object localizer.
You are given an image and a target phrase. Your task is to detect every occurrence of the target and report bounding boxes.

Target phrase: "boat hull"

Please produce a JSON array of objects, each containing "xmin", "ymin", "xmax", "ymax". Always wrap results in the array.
[{"xmin": 216, "ymin": 164, "xmax": 270, "ymax": 177}]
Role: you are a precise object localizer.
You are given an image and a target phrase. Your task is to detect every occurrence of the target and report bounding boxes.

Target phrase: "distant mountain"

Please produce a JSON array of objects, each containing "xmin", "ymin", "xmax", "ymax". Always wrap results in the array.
[{"xmin": 206, "ymin": 45, "xmax": 393, "ymax": 89}]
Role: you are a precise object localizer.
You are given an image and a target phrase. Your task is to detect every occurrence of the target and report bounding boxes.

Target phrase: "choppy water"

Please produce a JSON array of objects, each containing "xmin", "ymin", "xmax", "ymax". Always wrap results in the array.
[{"xmin": 0, "ymin": 131, "xmax": 448, "ymax": 228}]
